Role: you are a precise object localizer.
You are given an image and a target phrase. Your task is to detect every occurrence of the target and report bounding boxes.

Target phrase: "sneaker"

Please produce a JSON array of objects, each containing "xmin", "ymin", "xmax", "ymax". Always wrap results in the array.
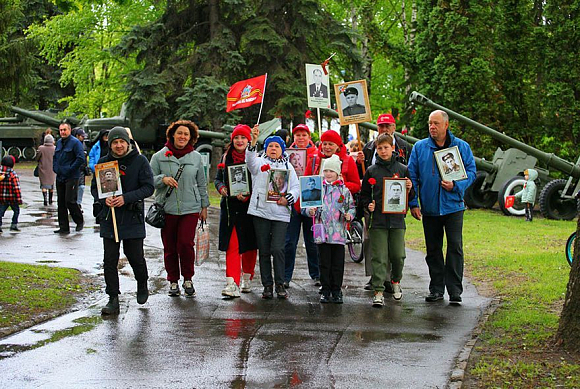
[
  {"xmin": 425, "ymin": 292, "xmax": 444, "ymax": 302},
  {"xmin": 75, "ymin": 221, "xmax": 84, "ymax": 232},
  {"xmin": 392, "ymin": 282, "xmax": 402, "ymax": 300},
  {"xmin": 449, "ymin": 295, "xmax": 462, "ymax": 305},
  {"xmin": 372, "ymin": 291, "xmax": 384, "ymax": 307},
  {"xmin": 183, "ymin": 280, "xmax": 196, "ymax": 297},
  {"xmin": 168, "ymin": 282, "xmax": 180, "ymax": 296},
  {"xmin": 10, "ymin": 225, "xmax": 20, "ymax": 232},
  {"xmin": 314, "ymin": 278, "xmax": 321, "ymax": 287},
  {"xmin": 262, "ymin": 285, "xmax": 274, "ymax": 299},
  {"xmin": 363, "ymin": 276, "xmax": 373, "ymax": 290},
  {"xmin": 320, "ymin": 293, "xmax": 331, "ymax": 304},
  {"xmin": 275, "ymin": 284, "xmax": 288, "ymax": 299},
  {"xmin": 240, "ymin": 273, "xmax": 252, "ymax": 293},
  {"xmin": 137, "ymin": 280, "xmax": 149, "ymax": 304},
  {"xmin": 283, "ymin": 281, "xmax": 290, "ymax": 289},
  {"xmin": 101, "ymin": 296, "xmax": 120, "ymax": 315},
  {"xmin": 222, "ymin": 277, "xmax": 241, "ymax": 298},
  {"xmin": 331, "ymin": 291, "xmax": 343, "ymax": 304}
]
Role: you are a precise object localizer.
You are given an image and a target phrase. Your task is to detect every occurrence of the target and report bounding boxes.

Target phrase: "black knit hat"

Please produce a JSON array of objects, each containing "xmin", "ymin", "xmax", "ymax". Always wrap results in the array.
[
  {"xmin": 107, "ymin": 126, "xmax": 130, "ymax": 147},
  {"xmin": 1, "ymin": 155, "xmax": 15, "ymax": 168}
]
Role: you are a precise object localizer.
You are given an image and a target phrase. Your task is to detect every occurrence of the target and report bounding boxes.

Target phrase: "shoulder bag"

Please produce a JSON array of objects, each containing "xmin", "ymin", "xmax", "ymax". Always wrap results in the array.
[{"xmin": 146, "ymin": 164, "xmax": 185, "ymax": 228}]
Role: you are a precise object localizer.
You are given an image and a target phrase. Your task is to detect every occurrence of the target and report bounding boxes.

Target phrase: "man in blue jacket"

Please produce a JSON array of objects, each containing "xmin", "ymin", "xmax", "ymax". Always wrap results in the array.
[
  {"xmin": 408, "ymin": 110, "xmax": 476, "ymax": 305},
  {"xmin": 53, "ymin": 121, "xmax": 85, "ymax": 233}
]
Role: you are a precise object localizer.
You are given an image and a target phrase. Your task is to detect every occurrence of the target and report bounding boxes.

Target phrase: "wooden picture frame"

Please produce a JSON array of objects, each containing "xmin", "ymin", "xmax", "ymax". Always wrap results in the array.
[
  {"xmin": 434, "ymin": 146, "xmax": 468, "ymax": 182},
  {"xmin": 305, "ymin": 63, "xmax": 331, "ymax": 109},
  {"xmin": 299, "ymin": 175, "xmax": 323, "ymax": 208},
  {"xmin": 288, "ymin": 148, "xmax": 307, "ymax": 177},
  {"xmin": 227, "ymin": 163, "xmax": 250, "ymax": 197},
  {"xmin": 266, "ymin": 169, "xmax": 288, "ymax": 202},
  {"xmin": 382, "ymin": 178, "xmax": 407, "ymax": 214},
  {"xmin": 334, "ymin": 80, "xmax": 372, "ymax": 125},
  {"xmin": 95, "ymin": 160, "xmax": 123, "ymax": 199}
]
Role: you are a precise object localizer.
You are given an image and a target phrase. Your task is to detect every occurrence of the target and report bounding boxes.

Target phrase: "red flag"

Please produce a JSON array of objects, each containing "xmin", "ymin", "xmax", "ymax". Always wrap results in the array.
[
  {"xmin": 226, "ymin": 75, "xmax": 267, "ymax": 112},
  {"xmin": 505, "ymin": 195, "xmax": 515, "ymax": 208}
]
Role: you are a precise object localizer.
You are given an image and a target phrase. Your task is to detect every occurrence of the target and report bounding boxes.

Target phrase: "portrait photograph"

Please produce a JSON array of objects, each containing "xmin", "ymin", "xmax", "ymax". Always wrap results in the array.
[
  {"xmin": 95, "ymin": 160, "xmax": 123, "ymax": 199},
  {"xmin": 334, "ymin": 80, "xmax": 372, "ymax": 125},
  {"xmin": 299, "ymin": 175, "xmax": 323, "ymax": 208},
  {"xmin": 288, "ymin": 148, "xmax": 307, "ymax": 177},
  {"xmin": 382, "ymin": 178, "xmax": 407, "ymax": 214},
  {"xmin": 305, "ymin": 63, "xmax": 331, "ymax": 109},
  {"xmin": 227, "ymin": 163, "xmax": 250, "ymax": 196},
  {"xmin": 266, "ymin": 169, "xmax": 289, "ymax": 202},
  {"xmin": 434, "ymin": 146, "xmax": 468, "ymax": 182}
]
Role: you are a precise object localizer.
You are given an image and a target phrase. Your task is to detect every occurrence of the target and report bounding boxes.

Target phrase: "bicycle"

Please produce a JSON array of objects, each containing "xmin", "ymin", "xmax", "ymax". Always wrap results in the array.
[
  {"xmin": 345, "ymin": 218, "xmax": 364, "ymax": 263},
  {"xmin": 565, "ymin": 231, "xmax": 575, "ymax": 267}
]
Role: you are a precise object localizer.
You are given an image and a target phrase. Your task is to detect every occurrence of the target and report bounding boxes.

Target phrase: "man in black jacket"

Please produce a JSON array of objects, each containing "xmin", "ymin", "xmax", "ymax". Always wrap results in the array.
[
  {"xmin": 53, "ymin": 121, "xmax": 85, "ymax": 233},
  {"xmin": 91, "ymin": 127, "xmax": 154, "ymax": 315}
]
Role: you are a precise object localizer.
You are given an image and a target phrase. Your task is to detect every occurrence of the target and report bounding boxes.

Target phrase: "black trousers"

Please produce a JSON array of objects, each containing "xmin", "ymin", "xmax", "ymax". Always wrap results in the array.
[
  {"xmin": 318, "ymin": 243, "xmax": 345, "ymax": 294},
  {"xmin": 253, "ymin": 217, "xmax": 288, "ymax": 286},
  {"xmin": 56, "ymin": 179, "xmax": 83, "ymax": 230},
  {"xmin": 103, "ymin": 238, "xmax": 148, "ymax": 296},
  {"xmin": 422, "ymin": 211, "xmax": 464, "ymax": 296}
]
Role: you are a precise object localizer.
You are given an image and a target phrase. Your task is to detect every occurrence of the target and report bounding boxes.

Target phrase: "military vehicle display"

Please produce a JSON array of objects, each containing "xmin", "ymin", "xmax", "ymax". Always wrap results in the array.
[{"xmin": 408, "ymin": 92, "xmax": 580, "ymax": 220}]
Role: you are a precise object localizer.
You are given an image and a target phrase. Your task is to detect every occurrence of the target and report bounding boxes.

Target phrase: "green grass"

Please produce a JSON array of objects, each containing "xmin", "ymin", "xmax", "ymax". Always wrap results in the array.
[
  {"xmin": 405, "ymin": 208, "xmax": 579, "ymax": 387},
  {"xmin": 0, "ymin": 261, "xmax": 94, "ymax": 334}
]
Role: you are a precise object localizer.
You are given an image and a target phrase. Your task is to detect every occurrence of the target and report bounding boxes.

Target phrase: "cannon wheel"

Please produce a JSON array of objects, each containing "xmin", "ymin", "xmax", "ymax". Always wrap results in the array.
[
  {"xmin": 7, "ymin": 146, "xmax": 22, "ymax": 161},
  {"xmin": 498, "ymin": 177, "xmax": 526, "ymax": 216},
  {"xmin": 22, "ymin": 146, "xmax": 37, "ymax": 160},
  {"xmin": 465, "ymin": 171, "xmax": 496, "ymax": 209},
  {"xmin": 539, "ymin": 179, "xmax": 577, "ymax": 220}
]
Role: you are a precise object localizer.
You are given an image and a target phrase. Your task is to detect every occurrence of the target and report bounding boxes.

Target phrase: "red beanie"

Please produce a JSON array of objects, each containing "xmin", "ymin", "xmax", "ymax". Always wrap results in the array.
[
  {"xmin": 320, "ymin": 130, "xmax": 343, "ymax": 146},
  {"xmin": 231, "ymin": 124, "xmax": 252, "ymax": 141},
  {"xmin": 292, "ymin": 124, "xmax": 310, "ymax": 136}
]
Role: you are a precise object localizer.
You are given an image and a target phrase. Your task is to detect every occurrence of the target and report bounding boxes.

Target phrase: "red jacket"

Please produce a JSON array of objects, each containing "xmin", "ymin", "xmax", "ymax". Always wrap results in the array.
[
  {"xmin": 0, "ymin": 166, "xmax": 23, "ymax": 205},
  {"xmin": 304, "ymin": 144, "xmax": 361, "ymax": 194}
]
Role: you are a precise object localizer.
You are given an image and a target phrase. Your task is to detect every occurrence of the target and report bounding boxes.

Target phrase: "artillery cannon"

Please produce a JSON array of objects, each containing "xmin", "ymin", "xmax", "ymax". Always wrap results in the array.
[{"xmin": 409, "ymin": 92, "xmax": 580, "ymax": 220}]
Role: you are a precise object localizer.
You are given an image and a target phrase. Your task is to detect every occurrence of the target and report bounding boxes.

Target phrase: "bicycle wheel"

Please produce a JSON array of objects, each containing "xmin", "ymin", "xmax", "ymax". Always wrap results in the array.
[
  {"xmin": 347, "ymin": 219, "xmax": 364, "ymax": 263},
  {"xmin": 565, "ymin": 232, "xmax": 576, "ymax": 267}
]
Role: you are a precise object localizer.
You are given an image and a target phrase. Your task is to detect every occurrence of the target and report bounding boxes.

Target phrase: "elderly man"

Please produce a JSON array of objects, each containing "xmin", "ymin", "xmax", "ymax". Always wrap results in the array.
[
  {"xmin": 309, "ymin": 68, "xmax": 328, "ymax": 98},
  {"xmin": 53, "ymin": 121, "xmax": 85, "ymax": 233},
  {"xmin": 408, "ymin": 110, "xmax": 476, "ymax": 305},
  {"xmin": 342, "ymin": 87, "xmax": 366, "ymax": 116},
  {"xmin": 357, "ymin": 113, "xmax": 412, "ymax": 290},
  {"xmin": 91, "ymin": 127, "xmax": 154, "ymax": 315}
]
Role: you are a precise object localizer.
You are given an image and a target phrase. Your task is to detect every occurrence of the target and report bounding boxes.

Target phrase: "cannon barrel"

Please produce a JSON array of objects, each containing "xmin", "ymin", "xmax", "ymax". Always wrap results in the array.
[
  {"xmin": 9, "ymin": 106, "xmax": 80, "ymax": 128},
  {"xmin": 0, "ymin": 117, "xmax": 23, "ymax": 123},
  {"xmin": 409, "ymin": 92, "xmax": 580, "ymax": 179},
  {"xmin": 319, "ymin": 107, "xmax": 495, "ymax": 173}
]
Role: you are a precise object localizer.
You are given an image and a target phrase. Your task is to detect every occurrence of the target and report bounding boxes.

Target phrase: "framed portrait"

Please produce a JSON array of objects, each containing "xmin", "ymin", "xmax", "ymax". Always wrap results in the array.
[
  {"xmin": 227, "ymin": 163, "xmax": 250, "ymax": 196},
  {"xmin": 200, "ymin": 152, "xmax": 210, "ymax": 181},
  {"xmin": 266, "ymin": 169, "xmax": 289, "ymax": 202},
  {"xmin": 95, "ymin": 160, "xmax": 123, "ymax": 199},
  {"xmin": 382, "ymin": 178, "xmax": 407, "ymax": 214},
  {"xmin": 299, "ymin": 175, "xmax": 323, "ymax": 208},
  {"xmin": 288, "ymin": 148, "xmax": 307, "ymax": 177},
  {"xmin": 305, "ymin": 63, "xmax": 331, "ymax": 109},
  {"xmin": 334, "ymin": 80, "xmax": 372, "ymax": 126},
  {"xmin": 434, "ymin": 146, "xmax": 468, "ymax": 182}
]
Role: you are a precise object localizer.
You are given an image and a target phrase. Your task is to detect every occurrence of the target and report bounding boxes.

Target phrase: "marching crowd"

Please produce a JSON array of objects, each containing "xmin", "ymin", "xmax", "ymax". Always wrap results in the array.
[{"xmin": 0, "ymin": 109, "xmax": 477, "ymax": 315}]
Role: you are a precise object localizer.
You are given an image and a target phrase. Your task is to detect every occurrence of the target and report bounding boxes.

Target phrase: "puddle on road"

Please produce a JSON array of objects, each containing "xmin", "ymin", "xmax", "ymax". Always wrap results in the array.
[
  {"xmin": 352, "ymin": 330, "xmax": 441, "ymax": 343},
  {"xmin": 0, "ymin": 316, "xmax": 102, "ymax": 360}
]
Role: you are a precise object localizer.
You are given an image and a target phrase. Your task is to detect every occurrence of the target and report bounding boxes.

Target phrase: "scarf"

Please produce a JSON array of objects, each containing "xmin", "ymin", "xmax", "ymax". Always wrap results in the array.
[
  {"xmin": 165, "ymin": 141, "xmax": 194, "ymax": 159},
  {"xmin": 231, "ymin": 149, "xmax": 246, "ymax": 164}
]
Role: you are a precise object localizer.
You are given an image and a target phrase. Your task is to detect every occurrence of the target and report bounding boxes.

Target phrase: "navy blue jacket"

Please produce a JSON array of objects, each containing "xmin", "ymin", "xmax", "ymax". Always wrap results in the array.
[
  {"xmin": 408, "ymin": 131, "xmax": 476, "ymax": 216},
  {"xmin": 53, "ymin": 135, "xmax": 85, "ymax": 182},
  {"xmin": 91, "ymin": 147, "xmax": 154, "ymax": 240}
]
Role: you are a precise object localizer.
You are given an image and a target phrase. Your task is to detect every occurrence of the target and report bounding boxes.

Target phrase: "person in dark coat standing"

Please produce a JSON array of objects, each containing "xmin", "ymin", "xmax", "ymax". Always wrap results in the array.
[
  {"xmin": 91, "ymin": 127, "xmax": 154, "ymax": 315},
  {"xmin": 215, "ymin": 124, "xmax": 258, "ymax": 298},
  {"xmin": 53, "ymin": 121, "xmax": 85, "ymax": 234}
]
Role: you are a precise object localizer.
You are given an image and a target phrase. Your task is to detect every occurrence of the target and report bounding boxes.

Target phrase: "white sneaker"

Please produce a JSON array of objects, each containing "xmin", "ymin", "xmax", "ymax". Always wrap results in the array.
[
  {"xmin": 372, "ymin": 291, "xmax": 384, "ymax": 307},
  {"xmin": 168, "ymin": 282, "xmax": 180, "ymax": 296},
  {"xmin": 222, "ymin": 277, "xmax": 241, "ymax": 298},
  {"xmin": 392, "ymin": 282, "xmax": 402, "ymax": 300},
  {"xmin": 240, "ymin": 273, "xmax": 252, "ymax": 293}
]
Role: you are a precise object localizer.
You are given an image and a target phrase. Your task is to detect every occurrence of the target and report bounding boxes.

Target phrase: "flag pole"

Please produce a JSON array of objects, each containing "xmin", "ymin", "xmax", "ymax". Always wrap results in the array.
[
  {"xmin": 256, "ymin": 73, "xmax": 268, "ymax": 125},
  {"xmin": 317, "ymin": 108, "xmax": 322, "ymax": 138}
]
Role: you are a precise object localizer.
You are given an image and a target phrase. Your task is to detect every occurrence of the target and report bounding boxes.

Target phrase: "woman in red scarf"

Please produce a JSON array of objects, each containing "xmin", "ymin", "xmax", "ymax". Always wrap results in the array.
[{"xmin": 214, "ymin": 124, "xmax": 258, "ymax": 298}]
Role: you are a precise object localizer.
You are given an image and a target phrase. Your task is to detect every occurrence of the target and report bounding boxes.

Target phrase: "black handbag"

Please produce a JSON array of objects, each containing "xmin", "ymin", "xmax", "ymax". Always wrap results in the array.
[
  {"xmin": 33, "ymin": 165, "xmax": 39, "ymax": 177},
  {"xmin": 146, "ymin": 164, "xmax": 185, "ymax": 228}
]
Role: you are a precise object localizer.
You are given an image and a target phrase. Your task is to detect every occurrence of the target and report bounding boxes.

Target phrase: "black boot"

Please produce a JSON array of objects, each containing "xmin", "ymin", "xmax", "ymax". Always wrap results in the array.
[
  {"xmin": 48, "ymin": 191, "xmax": 53, "ymax": 205},
  {"xmin": 43, "ymin": 191, "xmax": 48, "ymax": 206},
  {"xmin": 101, "ymin": 296, "xmax": 120, "ymax": 315},
  {"xmin": 137, "ymin": 281, "xmax": 149, "ymax": 304}
]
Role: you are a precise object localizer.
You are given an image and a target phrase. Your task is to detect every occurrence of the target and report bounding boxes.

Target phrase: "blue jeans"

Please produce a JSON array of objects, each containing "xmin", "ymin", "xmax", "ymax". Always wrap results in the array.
[
  {"xmin": 77, "ymin": 184, "xmax": 85, "ymax": 205},
  {"xmin": 284, "ymin": 208, "xmax": 319, "ymax": 282},
  {"xmin": 0, "ymin": 203, "xmax": 20, "ymax": 227}
]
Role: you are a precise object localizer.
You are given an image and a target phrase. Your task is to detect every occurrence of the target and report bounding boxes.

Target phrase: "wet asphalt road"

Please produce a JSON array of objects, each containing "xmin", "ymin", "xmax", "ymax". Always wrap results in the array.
[{"xmin": 0, "ymin": 172, "xmax": 491, "ymax": 388}]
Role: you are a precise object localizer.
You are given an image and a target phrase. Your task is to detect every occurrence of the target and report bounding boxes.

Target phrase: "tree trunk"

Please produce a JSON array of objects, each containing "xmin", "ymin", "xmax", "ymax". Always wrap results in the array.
[{"xmin": 556, "ymin": 216, "xmax": 580, "ymax": 353}]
